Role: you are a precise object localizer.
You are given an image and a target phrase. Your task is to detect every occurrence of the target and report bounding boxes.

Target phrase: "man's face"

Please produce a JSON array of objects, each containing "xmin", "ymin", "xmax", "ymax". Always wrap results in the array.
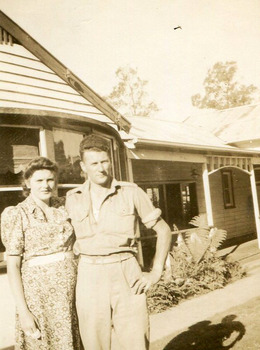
[{"xmin": 80, "ymin": 150, "xmax": 112, "ymax": 186}]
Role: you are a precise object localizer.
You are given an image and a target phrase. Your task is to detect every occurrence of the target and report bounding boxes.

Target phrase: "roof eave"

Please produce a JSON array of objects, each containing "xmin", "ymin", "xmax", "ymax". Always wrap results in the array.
[
  {"xmin": 134, "ymin": 138, "xmax": 260, "ymax": 155},
  {"xmin": 226, "ymin": 138, "xmax": 260, "ymax": 145},
  {"xmin": 0, "ymin": 107, "xmax": 124, "ymax": 142}
]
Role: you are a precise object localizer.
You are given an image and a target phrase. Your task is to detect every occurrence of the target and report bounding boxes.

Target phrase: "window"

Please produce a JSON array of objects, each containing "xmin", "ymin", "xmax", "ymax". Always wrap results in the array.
[
  {"xmin": 139, "ymin": 182, "xmax": 198, "ymax": 269},
  {"xmin": 182, "ymin": 184, "xmax": 191, "ymax": 221},
  {"xmin": 0, "ymin": 126, "xmax": 40, "ymax": 253},
  {"xmin": 0, "ymin": 126, "xmax": 40, "ymax": 185},
  {"xmin": 144, "ymin": 186, "xmax": 162, "ymax": 209},
  {"xmin": 222, "ymin": 170, "xmax": 235, "ymax": 209},
  {"xmin": 140, "ymin": 182, "xmax": 198, "ymax": 229},
  {"xmin": 53, "ymin": 129, "xmax": 84, "ymax": 186}
]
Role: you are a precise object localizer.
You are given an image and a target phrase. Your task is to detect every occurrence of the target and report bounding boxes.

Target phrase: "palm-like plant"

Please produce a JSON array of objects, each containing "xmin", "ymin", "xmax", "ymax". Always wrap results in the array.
[
  {"xmin": 184, "ymin": 214, "xmax": 227, "ymax": 263},
  {"xmin": 147, "ymin": 214, "xmax": 245, "ymax": 314},
  {"xmin": 165, "ymin": 214, "xmax": 228, "ymax": 282},
  {"xmin": 148, "ymin": 215, "xmax": 245, "ymax": 313}
]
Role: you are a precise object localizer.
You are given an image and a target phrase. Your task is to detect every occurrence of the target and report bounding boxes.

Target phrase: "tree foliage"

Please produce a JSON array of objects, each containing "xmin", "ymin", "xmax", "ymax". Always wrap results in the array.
[
  {"xmin": 192, "ymin": 61, "xmax": 258, "ymax": 110},
  {"xmin": 105, "ymin": 66, "xmax": 159, "ymax": 117}
]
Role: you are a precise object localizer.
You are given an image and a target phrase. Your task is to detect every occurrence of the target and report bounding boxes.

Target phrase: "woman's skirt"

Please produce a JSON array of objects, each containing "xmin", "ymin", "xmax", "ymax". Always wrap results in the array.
[{"xmin": 16, "ymin": 255, "xmax": 81, "ymax": 350}]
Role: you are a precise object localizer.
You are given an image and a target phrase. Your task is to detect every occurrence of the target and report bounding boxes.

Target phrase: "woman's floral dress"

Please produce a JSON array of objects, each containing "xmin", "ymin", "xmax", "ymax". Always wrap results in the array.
[{"xmin": 1, "ymin": 195, "xmax": 81, "ymax": 350}]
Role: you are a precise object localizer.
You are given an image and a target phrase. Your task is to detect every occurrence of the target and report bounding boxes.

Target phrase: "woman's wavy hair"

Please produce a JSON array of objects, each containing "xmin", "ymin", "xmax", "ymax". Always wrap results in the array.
[{"xmin": 22, "ymin": 157, "xmax": 58, "ymax": 197}]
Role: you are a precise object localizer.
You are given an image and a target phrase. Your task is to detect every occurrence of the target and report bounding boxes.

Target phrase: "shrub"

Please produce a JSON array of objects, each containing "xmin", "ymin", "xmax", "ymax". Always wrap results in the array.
[{"xmin": 147, "ymin": 215, "xmax": 246, "ymax": 314}]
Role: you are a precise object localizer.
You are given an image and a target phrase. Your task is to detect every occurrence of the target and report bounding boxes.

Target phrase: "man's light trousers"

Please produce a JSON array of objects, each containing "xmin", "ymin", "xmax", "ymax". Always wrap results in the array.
[{"xmin": 76, "ymin": 255, "xmax": 149, "ymax": 350}]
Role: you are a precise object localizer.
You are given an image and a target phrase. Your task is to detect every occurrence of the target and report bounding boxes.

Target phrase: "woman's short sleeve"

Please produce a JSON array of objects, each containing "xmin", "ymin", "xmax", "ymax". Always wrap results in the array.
[{"xmin": 0, "ymin": 206, "xmax": 24, "ymax": 255}]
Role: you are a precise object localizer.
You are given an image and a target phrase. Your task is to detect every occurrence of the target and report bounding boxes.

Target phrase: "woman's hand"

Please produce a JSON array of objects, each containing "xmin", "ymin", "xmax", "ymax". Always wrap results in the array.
[
  {"xmin": 19, "ymin": 308, "xmax": 39, "ymax": 336},
  {"xmin": 6, "ymin": 256, "xmax": 41, "ymax": 338}
]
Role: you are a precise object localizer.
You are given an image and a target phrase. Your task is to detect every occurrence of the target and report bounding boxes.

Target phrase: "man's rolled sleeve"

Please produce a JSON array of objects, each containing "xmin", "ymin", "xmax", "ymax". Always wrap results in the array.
[
  {"xmin": 141, "ymin": 208, "xmax": 162, "ymax": 229},
  {"xmin": 133, "ymin": 186, "xmax": 162, "ymax": 229}
]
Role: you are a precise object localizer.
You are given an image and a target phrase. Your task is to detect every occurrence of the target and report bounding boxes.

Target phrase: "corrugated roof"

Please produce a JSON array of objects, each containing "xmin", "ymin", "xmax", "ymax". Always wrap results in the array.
[
  {"xmin": 184, "ymin": 104, "xmax": 260, "ymax": 143},
  {"xmin": 127, "ymin": 116, "xmax": 235, "ymax": 149}
]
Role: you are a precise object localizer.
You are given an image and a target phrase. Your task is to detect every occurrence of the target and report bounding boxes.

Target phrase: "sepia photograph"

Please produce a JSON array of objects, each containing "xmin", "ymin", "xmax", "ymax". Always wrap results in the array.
[{"xmin": 0, "ymin": 1, "xmax": 260, "ymax": 349}]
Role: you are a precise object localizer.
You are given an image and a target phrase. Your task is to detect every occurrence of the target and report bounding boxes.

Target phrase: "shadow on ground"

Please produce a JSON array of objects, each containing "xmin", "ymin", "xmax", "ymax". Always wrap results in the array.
[{"xmin": 163, "ymin": 315, "xmax": 245, "ymax": 350}]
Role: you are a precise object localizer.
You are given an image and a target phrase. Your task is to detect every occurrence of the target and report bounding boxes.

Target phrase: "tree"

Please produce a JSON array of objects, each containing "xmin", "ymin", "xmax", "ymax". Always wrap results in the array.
[
  {"xmin": 105, "ymin": 66, "xmax": 159, "ymax": 117},
  {"xmin": 192, "ymin": 61, "xmax": 258, "ymax": 110}
]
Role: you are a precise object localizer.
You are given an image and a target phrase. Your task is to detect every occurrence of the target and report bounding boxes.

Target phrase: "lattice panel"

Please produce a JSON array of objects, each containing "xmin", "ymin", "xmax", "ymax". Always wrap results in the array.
[{"xmin": 207, "ymin": 156, "xmax": 252, "ymax": 173}]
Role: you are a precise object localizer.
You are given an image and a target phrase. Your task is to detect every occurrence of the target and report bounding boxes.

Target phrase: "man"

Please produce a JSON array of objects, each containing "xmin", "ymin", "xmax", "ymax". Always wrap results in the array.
[{"xmin": 66, "ymin": 134, "xmax": 172, "ymax": 350}]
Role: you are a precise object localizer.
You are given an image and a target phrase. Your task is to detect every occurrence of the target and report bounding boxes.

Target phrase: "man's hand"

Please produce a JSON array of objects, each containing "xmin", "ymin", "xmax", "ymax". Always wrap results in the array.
[{"xmin": 132, "ymin": 270, "xmax": 162, "ymax": 295}]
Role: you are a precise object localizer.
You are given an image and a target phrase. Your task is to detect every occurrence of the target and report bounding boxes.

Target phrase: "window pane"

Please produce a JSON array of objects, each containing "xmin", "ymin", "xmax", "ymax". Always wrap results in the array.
[
  {"xmin": 53, "ymin": 129, "xmax": 84, "ymax": 184},
  {"xmin": 222, "ymin": 171, "xmax": 235, "ymax": 208},
  {"xmin": 0, "ymin": 127, "xmax": 39, "ymax": 185},
  {"xmin": 224, "ymin": 188, "xmax": 231, "ymax": 204},
  {"xmin": 181, "ymin": 184, "xmax": 191, "ymax": 222},
  {"xmin": 222, "ymin": 173, "xmax": 229, "ymax": 189},
  {"xmin": 144, "ymin": 187, "xmax": 160, "ymax": 208}
]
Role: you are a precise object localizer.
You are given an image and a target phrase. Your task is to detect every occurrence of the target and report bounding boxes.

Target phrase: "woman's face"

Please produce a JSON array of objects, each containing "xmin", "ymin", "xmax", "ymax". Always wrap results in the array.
[{"xmin": 26, "ymin": 169, "xmax": 57, "ymax": 204}]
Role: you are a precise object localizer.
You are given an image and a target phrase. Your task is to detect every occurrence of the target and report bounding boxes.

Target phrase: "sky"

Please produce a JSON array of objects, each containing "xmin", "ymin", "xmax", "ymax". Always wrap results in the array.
[{"xmin": 0, "ymin": 0, "xmax": 260, "ymax": 122}]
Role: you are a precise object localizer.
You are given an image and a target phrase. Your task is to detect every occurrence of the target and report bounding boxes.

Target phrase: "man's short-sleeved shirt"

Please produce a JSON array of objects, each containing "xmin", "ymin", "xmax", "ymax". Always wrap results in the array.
[{"xmin": 65, "ymin": 179, "xmax": 161, "ymax": 256}]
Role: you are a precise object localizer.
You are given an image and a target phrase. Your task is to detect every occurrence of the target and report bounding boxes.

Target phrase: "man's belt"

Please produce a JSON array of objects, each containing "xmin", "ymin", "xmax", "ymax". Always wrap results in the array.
[{"xmin": 80, "ymin": 252, "xmax": 134, "ymax": 264}]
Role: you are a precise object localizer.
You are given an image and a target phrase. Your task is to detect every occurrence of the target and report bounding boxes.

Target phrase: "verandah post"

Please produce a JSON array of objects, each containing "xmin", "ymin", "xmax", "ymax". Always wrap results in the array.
[
  {"xmin": 202, "ymin": 163, "xmax": 214, "ymax": 227},
  {"xmin": 249, "ymin": 164, "xmax": 260, "ymax": 249}
]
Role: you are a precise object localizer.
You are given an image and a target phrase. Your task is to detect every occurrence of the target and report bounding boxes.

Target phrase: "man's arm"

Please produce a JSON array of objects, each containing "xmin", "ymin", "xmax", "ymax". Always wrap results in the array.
[{"xmin": 133, "ymin": 218, "xmax": 172, "ymax": 295}]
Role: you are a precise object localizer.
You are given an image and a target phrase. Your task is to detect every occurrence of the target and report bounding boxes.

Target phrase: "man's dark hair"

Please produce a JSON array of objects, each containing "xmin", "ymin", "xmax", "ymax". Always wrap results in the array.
[{"xmin": 80, "ymin": 134, "xmax": 110, "ymax": 160}]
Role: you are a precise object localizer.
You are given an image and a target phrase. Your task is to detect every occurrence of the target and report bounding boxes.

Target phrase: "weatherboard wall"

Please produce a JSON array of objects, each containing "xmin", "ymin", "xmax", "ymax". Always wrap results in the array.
[
  {"xmin": 210, "ymin": 169, "xmax": 256, "ymax": 238},
  {"xmin": 0, "ymin": 43, "xmax": 112, "ymax": 123}
]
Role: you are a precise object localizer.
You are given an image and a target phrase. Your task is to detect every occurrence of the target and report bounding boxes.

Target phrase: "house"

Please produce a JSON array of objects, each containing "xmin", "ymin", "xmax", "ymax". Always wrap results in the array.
[
  {"xmin": 1, "ymin": 10, "xmax": 260, "ymax": 269},
  {"xmin": 124, "ymin": 115, "xmax": 260, "ymax": 267},
  {"xmin": 184, "ymin": 104, "xmax": 260, "ymax": 236},
  {"xmin": 0, "ymin": 11, "xmax": 131, "ymax": 260}
]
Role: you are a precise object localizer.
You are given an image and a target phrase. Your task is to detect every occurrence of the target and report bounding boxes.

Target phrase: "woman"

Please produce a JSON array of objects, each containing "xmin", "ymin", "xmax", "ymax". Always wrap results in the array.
[{"xmin": 1, "ymin": 157, "xmax": 81, "ymax": 350}]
